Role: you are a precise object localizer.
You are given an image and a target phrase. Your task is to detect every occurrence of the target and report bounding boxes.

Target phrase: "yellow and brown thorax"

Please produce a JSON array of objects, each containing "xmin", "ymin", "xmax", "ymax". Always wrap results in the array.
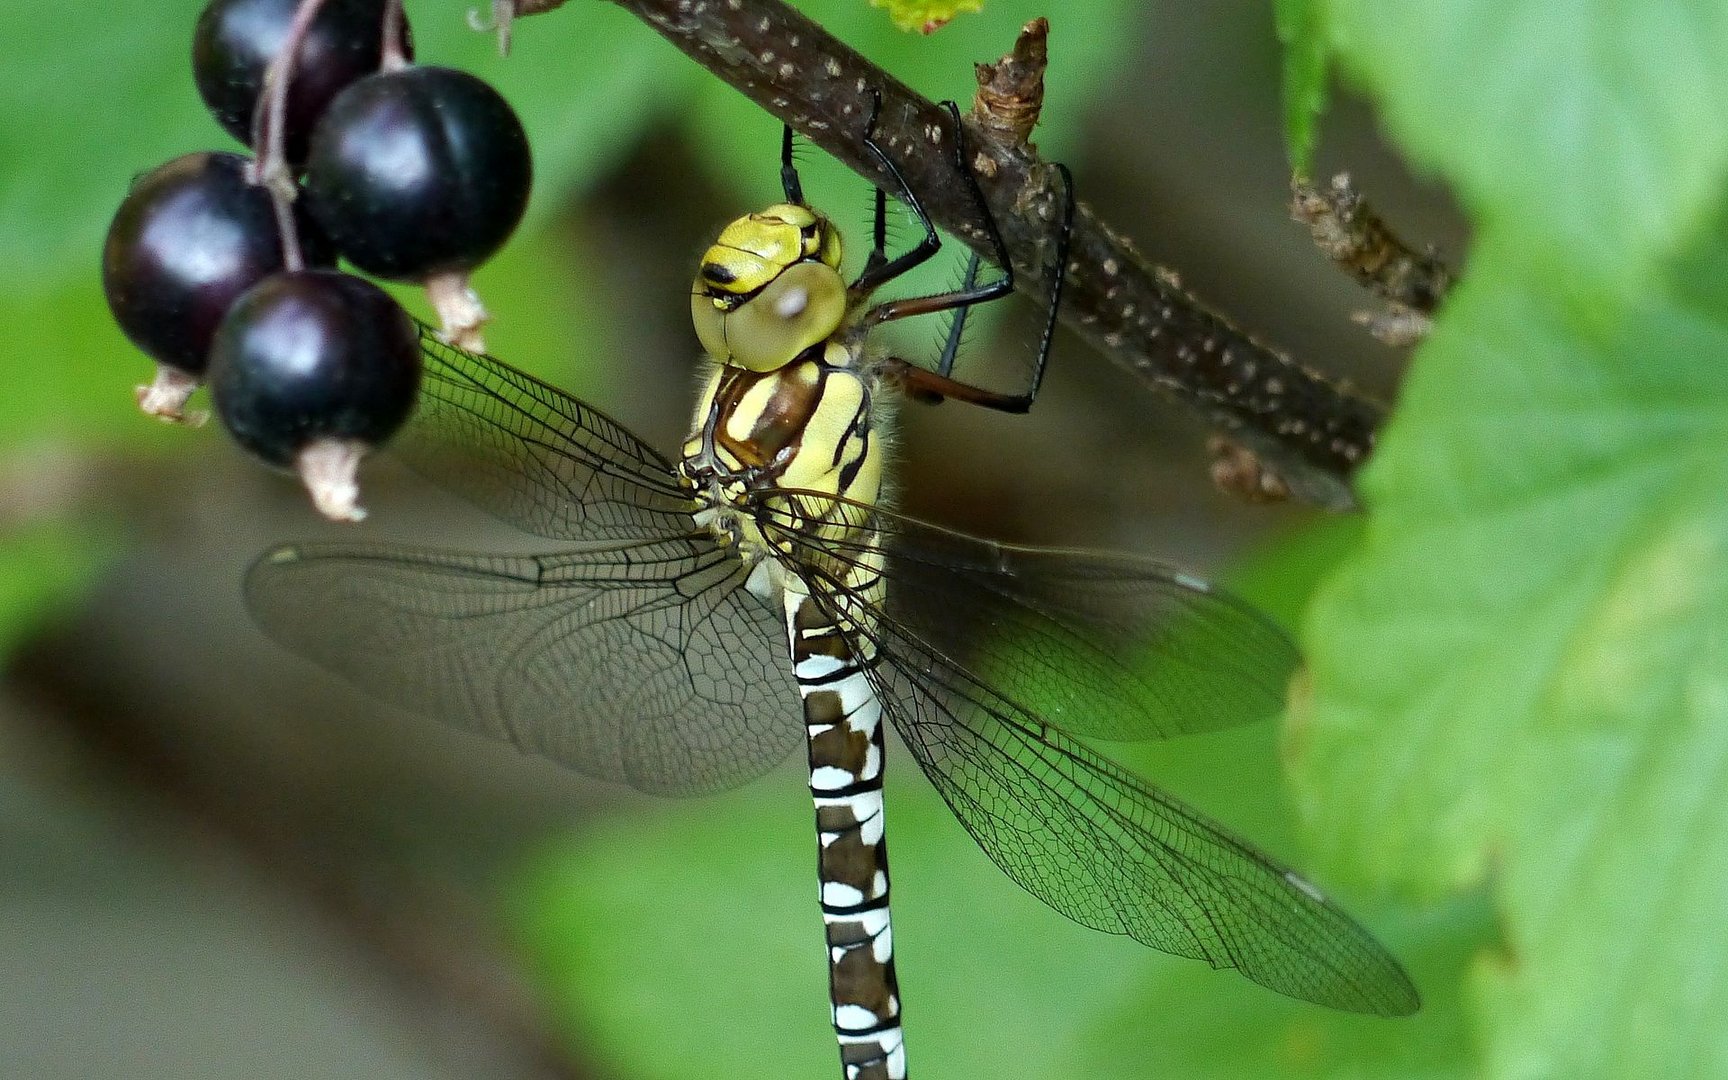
[{"xmin": 679, "ymin": 204, "xmax": 885, "ymax": 578}]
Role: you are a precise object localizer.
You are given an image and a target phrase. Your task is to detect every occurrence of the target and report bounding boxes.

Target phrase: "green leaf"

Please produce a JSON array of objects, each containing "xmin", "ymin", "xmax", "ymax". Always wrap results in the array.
[
  {"xmin": 1297, "ymin": 205, "xmax": 1728, "ymax": 1074},
  {"xmin": 1302, "ymin": 12, "xmax": 1728, "ymax": 1073},
  {"xmin": 1, "ymin": 276, "xmax": 168, "ymax": 444},
  {"xmin": 1325, "ymin": 0, "xmax": 1728, "ymax": 294},
  {"xmin": 1274, "ymin": 0, "xmax": 1329, "ymax": 173},
  {"xmin": 0, "ymin": 522, "xmax": 114, "ymax": 657},
  {"xmin": 0, "ymin": 4, "xmax": 216, "ymax": 285},
  {"xmin": 1229, "ymin": 516, "xmax": 1366, "ymax": 631},
  {"xmin": 508, "ymin": 709, "xmax": 1474, "ymax": 1078},
  {"xmin": 868, "ymin": 0, "xmax": 985, "ymax": 34}
]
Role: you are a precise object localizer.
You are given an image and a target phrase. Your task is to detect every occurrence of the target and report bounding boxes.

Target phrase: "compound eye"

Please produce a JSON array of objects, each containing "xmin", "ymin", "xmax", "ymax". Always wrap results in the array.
[{"xmin": 691, "ymin": 261, "xmax": 845, "ymax": 372}]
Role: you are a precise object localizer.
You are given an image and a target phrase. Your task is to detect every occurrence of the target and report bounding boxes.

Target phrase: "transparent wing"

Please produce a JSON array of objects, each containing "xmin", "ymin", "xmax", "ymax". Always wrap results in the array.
[
  {"xmin": 399, "ymin": 322, "xmax": 696, "ymax": 542},
  {"xmin": 872, "ymin": 637, "xmax": 1417, "ymax": 1014},
  {"xmin": 244, "ymin": 536, "xmax": 802, "ymax": 796},
  {"xmin": 761, "ymin": 504, "xmax": 1417, "ymax": 1015},
  {"xmin": 247, "ymin": 326, "xmax": 1408, "ymax": 1006},
  {"xmin": 762, "ymin": 497, "xmax": 1300, "ymax": 741}
]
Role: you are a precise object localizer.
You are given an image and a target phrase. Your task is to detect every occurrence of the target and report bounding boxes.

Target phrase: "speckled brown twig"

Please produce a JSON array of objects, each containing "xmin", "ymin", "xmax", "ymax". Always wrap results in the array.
[
  {"xmin": 607, "ymin": 0, "xmax": 1382, "ymax": 509},
  {"xmin": 1292, "ymin": 172, "xmax": 1452, "ymax": 346}
]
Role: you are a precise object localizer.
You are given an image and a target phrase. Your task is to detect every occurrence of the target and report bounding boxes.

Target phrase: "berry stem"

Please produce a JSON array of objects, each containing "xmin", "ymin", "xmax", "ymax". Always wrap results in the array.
[
  {"xmin": 137, "ymin": 365, "xmax": 210, "ymax": 426},
  {"xmin": 381, "ymin": 0, "xmax": 411, "ymax": 71},
  {"xmin": 269, "ymin": 190, "xmax": 306, "ymax": 273},
  {"xmin": 251, "ymin": 0, "xmax": 333, "ymax": 188},
  {"xmin": 424, "ymin": 272, "xmax": 491, "ymax": 353},
  {"xmin": 248, "ymin": 0, "xmax": 335, "ymax": 267},
  {"xmin": 296, "ymin": 437, "xmax": 370, "ymax": 522}
]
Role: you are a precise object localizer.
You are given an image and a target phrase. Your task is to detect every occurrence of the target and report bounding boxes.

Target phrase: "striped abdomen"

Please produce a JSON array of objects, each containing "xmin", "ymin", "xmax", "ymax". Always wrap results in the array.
[
  {"xmin": 684, "ymin": 324, "xmax": 903, "ymax": 1077},
  {"xmin": 786, "ymin": 569, "xmax": 904, "ymax": 1080}
]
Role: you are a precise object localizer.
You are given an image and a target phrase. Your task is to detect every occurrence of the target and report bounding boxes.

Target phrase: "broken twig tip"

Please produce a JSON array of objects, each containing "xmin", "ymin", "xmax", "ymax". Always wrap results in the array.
[
  {"xmin": 1208, "ymin": 437, "xmax": 1293, "ymax": 505},
  {"xmin": 972, "ymin": 17, "xmax": 1049, "ymax": 148},
  {"xmin": 1291, "ymin": 172, "xmax": 1453, "ymax": 323}
]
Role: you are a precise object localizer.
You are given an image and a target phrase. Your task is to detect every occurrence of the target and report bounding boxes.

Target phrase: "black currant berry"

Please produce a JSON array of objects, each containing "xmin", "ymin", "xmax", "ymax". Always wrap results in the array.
[
  {"xmin": 192, "ymin": 0, "xmax": 409, "ymax": 167},
  {"xmin": 209, "ymin": 269, "xmax": 420, "ymax": 520},
  {"xmin": 303, "ymin": 65, "xmax": 531, "ymax": 281},
  {"xmin": 103, "ymin": 151, "xmax": 332, "ymax": 420}
]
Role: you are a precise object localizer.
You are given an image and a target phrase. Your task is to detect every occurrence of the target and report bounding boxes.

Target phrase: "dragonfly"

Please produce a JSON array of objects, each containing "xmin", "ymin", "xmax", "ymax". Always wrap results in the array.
[{"xmin": 246, "ymin": 97, "xmax": 1419, "ymax": 1080}]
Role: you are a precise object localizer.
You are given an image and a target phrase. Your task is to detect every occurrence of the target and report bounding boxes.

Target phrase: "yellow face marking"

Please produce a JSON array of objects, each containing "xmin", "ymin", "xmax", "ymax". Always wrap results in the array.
[
  {"xmin": 696, "ymin": 204, "xmax": 840, "ymax": 300},
  {"xmin": 690, "ymin": 204, "xmax": 849, "ymax": 373},
  {"xmin": 848, "ymin": 440, "xmax": 883, "ymax": 508}
]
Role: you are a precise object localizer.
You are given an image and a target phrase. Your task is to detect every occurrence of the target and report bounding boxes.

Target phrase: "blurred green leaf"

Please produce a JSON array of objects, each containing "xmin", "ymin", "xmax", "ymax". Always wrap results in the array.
[
  {"xmin": 1229, "ymin": 515, "xmax": 1365, "ymax": 631},
  {"xmin": 1325, "ymin": 0, "xmax": 1728, "ymax": 296},
  {"xmin": 1077, "ymin": 894, "xmax": 1481, "ymax": 1080},
  {"xmin": 0, "ymin": 5, "xmax": 215, "ymax": 284},
  {"xmin": 1274, "ymin": 0, "xmax": 1327, "ymax": 173},
  {"xmin": 0, "ymin": 522, "xmax": 115, "ymax": 656},
  {"xmin": 1295, "ymin": 10, "xmax": 1728, "ymax": 1075},
  {"xmin": 509, "ymin": 715, "xmax": 1471, "ymax": 1077},
  {"xmin": 385, "ymin": 218, "xmax": 617, "ymax": 399},
  {"xmin": 1298, "ymin": 218, "xmax": 1728, "ymax": 1074},
  {"xmin": 2, "ymin": 278, "xmax": 146, "ymax": 443}
]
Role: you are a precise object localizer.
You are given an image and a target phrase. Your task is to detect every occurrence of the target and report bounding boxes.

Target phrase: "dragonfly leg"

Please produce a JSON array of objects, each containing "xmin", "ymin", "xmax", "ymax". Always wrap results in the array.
[
  {"xmin": 858, "ymin": 102, "xmax": 1075, "ymax": 413},
  {"xmin": 781, "ymin": 121, "xmax": 805, "ymax": 205},
  {"xmin": 876, "ymin": 163, "xmax": 1073, "ymax": 414},
  {"xmin": 856, "ymin": 99, "xmax": 1013, "ymax": 315},
  {"xmin": 859, "ymin": 185, "xmax": 890, "ymax": 284}
]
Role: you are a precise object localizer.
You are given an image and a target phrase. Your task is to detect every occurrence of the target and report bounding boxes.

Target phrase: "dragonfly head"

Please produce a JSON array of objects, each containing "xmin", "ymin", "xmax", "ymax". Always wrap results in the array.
[{"xmin": 691, "ymin": 204, "xmax": 846, "ymax": 372}]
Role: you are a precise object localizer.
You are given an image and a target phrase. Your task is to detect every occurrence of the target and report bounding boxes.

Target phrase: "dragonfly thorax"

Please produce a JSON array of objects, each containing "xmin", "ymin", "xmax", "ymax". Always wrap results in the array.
[
  {"xmin": 690, "ymin": 204, "xmax": 848, "ymax": 373},
  {"xmin": 680, "ymin": 344, "xmax": 883, "ymax": 569},
  {"xmin": 683, "ymin": 201, "xmax": 884, "ymax": 577}
]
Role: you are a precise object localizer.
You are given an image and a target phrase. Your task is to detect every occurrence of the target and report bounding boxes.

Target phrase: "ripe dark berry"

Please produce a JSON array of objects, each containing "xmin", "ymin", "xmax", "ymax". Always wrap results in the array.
[
  {"xmin": 192, "ymin": 0, "xmax": 408, "ymax": 167},
  {"xmin": 102, "ymin": 151, "xmax": 332, "ymax": 421},
  {"xmin": 209, "ymin": 269, "xmax": 420, "ymax": 520},
  {"xmin": 304, "ymin": 65, "xmax": 531, "ymax": 282}
]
